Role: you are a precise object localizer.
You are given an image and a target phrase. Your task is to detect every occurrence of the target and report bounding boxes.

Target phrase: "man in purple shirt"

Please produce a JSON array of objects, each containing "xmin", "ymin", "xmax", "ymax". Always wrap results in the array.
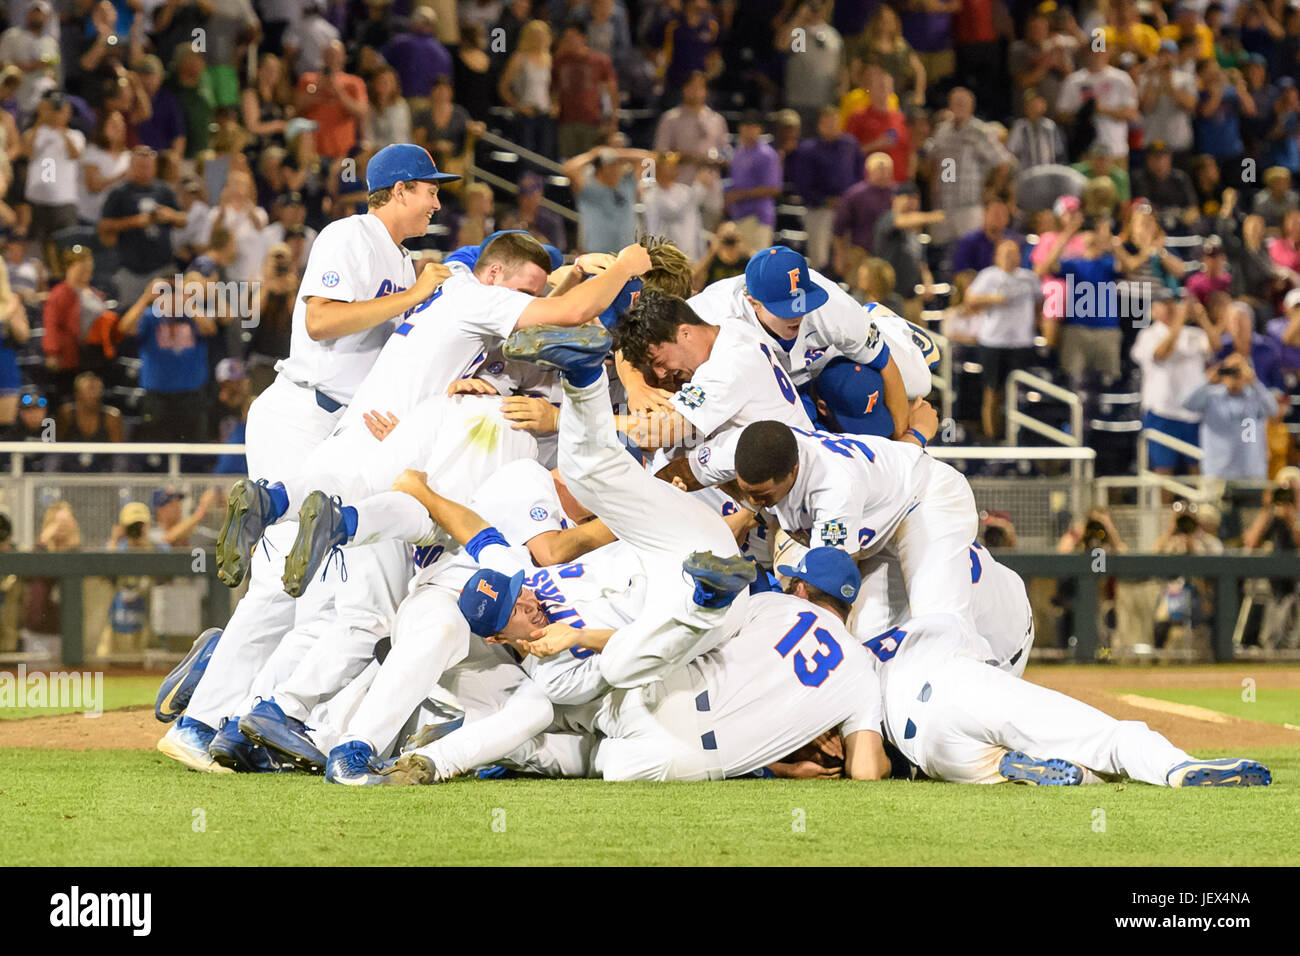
[
  {"xmin": 725, "ymin": 110, "xmax": 783, "ymax": 252},
  {"xmin": 951, "ymin": 200, "xmax": 1023, "ymax": 275},
  {"xmin": 832, "ymin": 151, "xmax": 897, "ymax": 271},
  {"xmin": 902, "ymin": 0, "xmax": 958, "ymax": 89},
  {"xmin": 661, "ymin": 0, "xmax": 719, "ymax": 94},
  {"xmin": 791, "ymin": 105, "xmax": 862, "ymax": 271},
  {"xmin": 134, "ymin": 56, "xmax": 185, "ymax": 157},
  {"xmin": 380, "ymin": 6, "xmax": 453, "ymax": 99}
]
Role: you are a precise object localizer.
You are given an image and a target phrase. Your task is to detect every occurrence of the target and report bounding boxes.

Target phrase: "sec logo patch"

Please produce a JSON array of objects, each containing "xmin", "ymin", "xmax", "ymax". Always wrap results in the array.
[
  {"xmin": 530, "ymin": 507, "xmax": 548, "ymax": 521},
  {"xmin": 698, "ymin": 446, "xmax": 711, "ymax": 465},
  {"xmin": 322, "ymin": 271, "xmax": 340, "ymax": 288}
]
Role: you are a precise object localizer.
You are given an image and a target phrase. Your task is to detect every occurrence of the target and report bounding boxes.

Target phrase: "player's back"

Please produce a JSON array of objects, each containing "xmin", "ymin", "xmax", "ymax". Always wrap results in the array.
[
  {"xmin": 691, "ymin": 591, "xmax": 882, "ymax": 777},
  {"xmin": 278, "ymin": 213, "xmax": 415, "ymax": 404},
  {"xmin": 341, "ymin": 264, "xmax": 535, "ymax": 428}
]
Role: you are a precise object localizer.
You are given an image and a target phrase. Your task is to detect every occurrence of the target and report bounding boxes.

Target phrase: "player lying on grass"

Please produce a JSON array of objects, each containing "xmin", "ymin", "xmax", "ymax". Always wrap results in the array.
[{"xmin": 867, "ymin": 611, "xmax": 1271, "ymax": 788}]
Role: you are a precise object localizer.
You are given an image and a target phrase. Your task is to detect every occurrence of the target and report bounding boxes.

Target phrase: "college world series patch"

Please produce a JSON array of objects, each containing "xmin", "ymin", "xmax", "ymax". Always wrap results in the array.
[
  {"xmin": 677, "ymin": 384, "xmax": 706, "ymax": 408},
  {"xmin": 820, "ymin": 521, "xmax": 848, "ymax": 546}
]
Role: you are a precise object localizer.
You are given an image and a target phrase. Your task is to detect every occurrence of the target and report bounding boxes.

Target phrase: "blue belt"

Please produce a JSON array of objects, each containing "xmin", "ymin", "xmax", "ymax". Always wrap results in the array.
[{"xmin": 315, "ymin": 389, "xmax": 343, "ymax": 413}]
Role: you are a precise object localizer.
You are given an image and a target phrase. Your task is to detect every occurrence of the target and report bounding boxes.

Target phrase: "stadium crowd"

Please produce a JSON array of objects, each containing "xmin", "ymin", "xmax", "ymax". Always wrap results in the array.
[{"xmin": 0, "ymin": 0, "xmax": 1296, "ymax": 490}]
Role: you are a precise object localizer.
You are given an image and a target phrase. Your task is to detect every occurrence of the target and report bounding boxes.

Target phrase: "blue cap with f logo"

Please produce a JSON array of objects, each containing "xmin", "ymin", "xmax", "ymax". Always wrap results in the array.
[
  {"xmin": 458, "ymin": 568, "xmax": 526, "ymax": 637},
  {"xmin": 744, "ymin": 246, "xmax": 830, "ymax": 319}
]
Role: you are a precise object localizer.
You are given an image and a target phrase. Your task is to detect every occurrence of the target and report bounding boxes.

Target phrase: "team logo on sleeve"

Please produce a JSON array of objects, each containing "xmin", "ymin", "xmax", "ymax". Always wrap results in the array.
[
  {"xmin": 322, "ymin": 271, "xmax": 340, "ymax": 288},
  {"xmin": 865, "ymin": 323, "xmax": 880, "ymax": 350},
  {"xmin": 677, "ymin": 384, "xmax": 706, "ymax": 409},
  {"xmin": 819, "ymin": 521, "xmax": 848, "ymax": 546},
  {"xmin": 530, "ymin": 507, "xmax": 549, "ymax": 521},
  {"xmin": 697, "ymin": 446, "xmax": 711, "ymax": 465}
]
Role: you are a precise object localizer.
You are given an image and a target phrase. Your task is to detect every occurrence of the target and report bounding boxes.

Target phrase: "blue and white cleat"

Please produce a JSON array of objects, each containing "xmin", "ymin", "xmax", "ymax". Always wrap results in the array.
[
  {"xmin": 683, "ymin": 551, "xmax": 757, "ymax": 610},
  {"xmin": 209, "ymin": 716, "xmax": 291, "ymax": 773},
  {"xmin": 1167, "ymin": 758, "xmax": 1272, "ymax": 787},
  {"xmin": 283, "ymin": 491, "xmax": 350, "ymax": 598},
  {"xmin": 999, "ymin": 751, "xmax": 1084, "ymax": 786},
  {"xmin": 325, "ymin": 740, "xmax": 389, "ymax": 786},
  {"xmin": 216, "ymin": 478, "xmax": 279, "ymax": 587},
  {"xmin": 502, "ymin": 325, "xmax": 612, "ymax": 379},
  {"xmin": 157, "ymin": 716, "xmax": 233, "ymax": 774},
  {"xmin": 238, "ymin": 698, "xmax": 327, "ymax": 774},
  {"xmin": 155, "ymin": 627, "xmax": 221, "ymax": 723}
]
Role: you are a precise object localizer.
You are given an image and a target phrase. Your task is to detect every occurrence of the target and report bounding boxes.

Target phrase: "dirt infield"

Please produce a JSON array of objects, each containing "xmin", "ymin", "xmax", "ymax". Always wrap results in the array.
[{"xmin": 1, "ymin": 666, "xmax": 1297, "ymax": 753}]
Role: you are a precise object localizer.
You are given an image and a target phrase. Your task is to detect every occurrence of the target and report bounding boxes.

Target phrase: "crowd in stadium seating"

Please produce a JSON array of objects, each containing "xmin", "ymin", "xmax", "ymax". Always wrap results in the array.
[{"xmin": 0, "ymin": 0, "xmax": 1297, "ymax": 487}]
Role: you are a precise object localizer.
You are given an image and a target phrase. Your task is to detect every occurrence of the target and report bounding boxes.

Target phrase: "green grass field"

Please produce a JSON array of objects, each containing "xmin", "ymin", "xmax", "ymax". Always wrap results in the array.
[
  {"xmin": 0, "ymin": 747, "xmax": 1296, "ymax": 867},
  {"xmin": 2, "ymin": 676, "xmax": 1297, "ymax": 866}
]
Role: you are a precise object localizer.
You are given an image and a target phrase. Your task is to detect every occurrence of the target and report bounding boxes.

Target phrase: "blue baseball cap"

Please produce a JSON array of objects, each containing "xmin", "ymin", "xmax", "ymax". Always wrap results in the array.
[
  {"xmin": 458, "ymin": 568, "xmax": 526, "ymax": 637},
  {"xmin": 596, "ymin": 277, "xmax": 642, "ymax": 330},
  {"xmin": 151, "ymin": 488, "xmax": 183, "ymax": 510},
  {"xmin": 777, "ymin": 547, "xmax": 861, "ymax": 603},
  {"xmin": 365, "ymin": 143, "xmax": 460, "ymax": 192},
  {"xmin": 745, "ymin": 246, "xmax": 829, "ymax": 319},
  {"xmin": 813, "ymin": 357, "xmax": 895, "ymax": 437}
]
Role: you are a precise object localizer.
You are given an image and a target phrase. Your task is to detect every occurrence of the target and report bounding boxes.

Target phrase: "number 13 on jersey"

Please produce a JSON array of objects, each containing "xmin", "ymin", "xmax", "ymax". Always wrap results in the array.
[{"xmin": 774, "ymin": 611, "xmax": 843, "ymax": 687}]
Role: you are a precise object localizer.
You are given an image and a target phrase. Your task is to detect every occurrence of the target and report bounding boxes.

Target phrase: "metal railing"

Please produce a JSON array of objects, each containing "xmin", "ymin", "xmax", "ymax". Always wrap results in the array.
[
  {"xmin": 468, "ymin": 130, "xmax": 581, "ymax": 225},
  {"xmin": 927, "ymin": 327, "xmax": 955, "ymax": 426},
  {"xmin": 1005, "ymin": 369, "xmax": 1085, "ymax": 450}
]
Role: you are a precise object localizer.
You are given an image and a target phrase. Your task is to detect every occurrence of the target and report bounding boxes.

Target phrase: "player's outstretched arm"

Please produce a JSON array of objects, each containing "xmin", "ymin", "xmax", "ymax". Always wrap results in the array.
[
  {"xmin": 304, "ymin": 261, "xmax": 451, "ymax": 341},
  {"xmin": 391, "ymin": 469, "xmax": 489, "ymax": 547},
  {"xmin": 878, "ymin": 354, "xmax": 911, "ymax": 440},
  {"xmin": 843, "ymin": 730, "xmax": 891, "ymax": 781},
  {"xmin": 527, "ymin": 519, "xmax": 617, "ymax": 568},
  {"xmin": 514, "ymin": 243, "xmax": 651, "ymax": 330}
]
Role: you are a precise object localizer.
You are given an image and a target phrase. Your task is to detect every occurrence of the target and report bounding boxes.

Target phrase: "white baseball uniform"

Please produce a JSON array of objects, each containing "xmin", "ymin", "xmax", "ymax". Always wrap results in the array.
[
  {"xmin": 689, "ymin": 425, "xmax": 981, "ymax": 627},
  {"xmin": 188, "ymin": 213, "xmax": 414, "ymax": 730},
  {"xmin": 870, "ymin": 613, "xmax": 1193, "ymax": 787},
  {"xmin": 558, "ymin": 591, "xmax": 882, "ymax": 781},
  {"xmin": 863, "ymin": 301, "xmax": 937, "ymax": 399}
]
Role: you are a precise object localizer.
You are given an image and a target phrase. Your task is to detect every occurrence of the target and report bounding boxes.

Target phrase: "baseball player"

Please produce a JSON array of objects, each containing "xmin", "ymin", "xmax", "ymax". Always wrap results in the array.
[
  {"xmin": 160, "ymin": 144, "xmax": 458, "ymax": 772},
  {"xmin": 869, "ymin": 612, "xmax": 1271, "ymax": 788}
]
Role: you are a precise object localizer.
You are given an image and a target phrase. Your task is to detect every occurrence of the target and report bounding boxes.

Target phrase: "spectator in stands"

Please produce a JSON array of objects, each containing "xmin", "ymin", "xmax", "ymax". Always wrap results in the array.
[
  {"xmin": 980, "ymin": 511, "xmax": 1018, "ymax": 550},
  {"xmin": 362, "ymin": 67, "xmax": 411, "ymax": 151},
  {"xmin": 499, "ymin": 19, "xmax": 557, "ymax": 159},
  {"xmin": 295, "ymin": 40, "xmax": 368, "ymax": 161},
  {"xmin": 117, "ymin": 272, "xmax": 215, "ymax": 443},
  {"xmin": 953, "ymin": 0, "xmax": 1006, "ymax": 118},
  {"xmin": 1072, "ymin": 143, "xmax": 1130, "ymax": 204},
  {"xmin": 791, "ymin": 105, "xmax": 860, "ymax": 272},
  {"xmin": 1260, "ymin": 78, "xmax": 1300, "ymax": 175},
  {"xmin": 1215, "ymin": 300, "xmax": 1287, "ymax": 391},
  {"xmin": 552, "ymin": 21, "xmax": 618, "ymax": 161},
  {"xmin": 900, "ymin": 0, "xmax": 956, "ymax": 93},
  {"xmin": 378, "ymin": 8, "xmax": 450, "ymax": 100},
  {"xmin": 777, "ymin": 1, "xmax": 844, "ymax": 133},
  {"xmin": 1224, "ymin": 213, "xmax": 1289, "ymax": 308},
  {"xmin": 660, "ymin": 0, "xmax": 720, "ymax": 97},
  {"xmin": 1131, "ymin": 293, "xmax": 1213, "ymax": 478},
  {"xmin": 844, "ymin": 64, "xmax": 912, "ymax": 182},
  {"xmin": 41, "ymin": 244, "xmax": 101, "ymax": 401},
  {"xmin": 1116, "ymin": 203, "xmax": 1188, "ymax": 294},
  {"xmin": 0, "ymin": 1, "xmax": 59, "ymax": 118},
  {"xmin": 642, "ymin": 152, "xmax": 705, "ymax": 263},
  {"xmin": 3, "ymin": 233, "xmax": 47, "ymax": 308},
  {"xmin": 99, "ymin": 145, "xmax": 184, "ymax": 305},
  {"xmin": 1131, "ymin": 142, "xmax": 1198, "ymax": 223},
  {"xmin": 1252, "ymin": 165, "xmax": 1300, "ymax": 229},
  {"xmin": 1139, "ymin": 41, "xmax": 1197, "ymax": 156},
  {"xmin": 212, "ymin": 356, "xmax": 249, "ymax": 473},
  {"xmin": 691, "ymin": 219, "xmax": 749, "ymax": 292},
  {"xmin": 453, "ymin": 22, "xmax": 495, "ymax": 123},
  {"xmin": 0, "ymin": 255, "xmax": 29, "ymax": 428},
  {"xmin": 872, "ymin": 181, "xmax": 940, "ymax": 324},
  {"xmin": 201, "ymin": 168, "xmax": 267, "ymax": 284},
  {"xmin": 562, "ymin": 144, "xmax": 650, "ymax": 254},
  {"xmin": 413, "ymin": 76, "xmax": 481, "ymax": 177},
  {"xmin": 258, "ymin": 191, "xmax": 315, "ymax": 268},
  {"xmin": 1184, "ymin": 351, "xmax": 1278, "ymax": 481},
  {"xmin": 848, "ymin": 5, "xmax": 924, "ymax": 111},
  {"xmin": 579, "ymin": 0, "xmax": 634, "ymax": 68},
  {"xmin": 832, "ymin": 152, "xmax": 895, "ymax": 271},
  {"xmin": 240, "ymin": 53, "xmax": 291, "ymax": 144},
  {"xmin": 1266, "ymin": 288, "xmax": 1300, "ymax": 375},
  {"xmin": 1009, "ymin": 9, "xmax": 1070, "ymax": 119},
  {"xmin": 725, "ymin": 110, "xmax": 782, "ymax": 253},
  {"xmin": 455, "ymin": 182, "xmax": 496, "ymax": 249},
  {"xmin": 247, "ymin": 242, "xmax": 296, "ymax": 392},
  {"xmin": 1186, "ymin": 235, "xmax": 1233, "ymax": 306},
  {"xmin": 1268, "ymin": 208, "xmax": 1300, "ymax": 275},
  {"xmin": 1036, "ymin": 208, "xmax": 1125, "ymax": 388},
  {"xmin": 79, "ymin": 109, "xmax": 130, "ymax": 227},
  {"xmin": 151, "ymin": 485, "xmax": 221, "ymax": 548},
  {"xmin": 134, "ymin": 55, "xmax": 185, "ymax": 162},
  {"xmin": 285, "ymin": 0, "xmax": 341, "ymax": 77},
  {"xmin": 652, "ymin": 71, "xmax": 729, "ymax": 225},
  {"xmin": 19, "ymin": 500, "xmax": 80, "ymax": 648},
  {"xmin": 1161, "ymin": 3, "xmax": 1214, "ymax": 62},
  {"xmin": 1190, "ymin": 153, "xmax": 1228, "ymax": 219},
  {"xmin": 925, "ymin": 87, "xmax": 1012, "ymax": 245},
  {"xmin": 770, "ymin": 109, "xmax": 802, "ymax": 188},
  {"xmin": 1055, "ymin": 46, "xmax": 1139, "ymax": 161},
  {"xmin": 965, "ymin": 238, "xmax": 1042, "ymax": 440},
  {"xmin": 1193, "ymin": 58, "xmax": 1255, "ymax": 174},
  {"xmin": 952, "ymin": 199, "xmax": 1020, "ymax": 275},
  {"xmin": 501, "ymin": 170, "xmax": 565, "ymax": 251},
  {"xmin": 168, "ymin": 47, "xmax": 215, "ymax": 160},
  {"xmin": 853, "ymin": 256, "xmax": 907, "ymax": 318},
  {"xmin": 1008, "ymin": 88, "xmax": 1066, "ymax": 171},
  {"xmin": 21, "ymin": 90, "xmax": 83, "ymax": 267},
  {"xmin": 4, "ymin": 387, "xmax": 54, "ymax": 469},
  {"xmin": 54, "ymin": 370, "xmax": 121, "ymax": 470}
]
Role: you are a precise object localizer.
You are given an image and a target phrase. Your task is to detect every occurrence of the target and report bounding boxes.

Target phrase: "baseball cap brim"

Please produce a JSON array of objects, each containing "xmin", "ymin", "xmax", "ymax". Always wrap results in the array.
[{"xmin": 760, "ymin": 283, "xmax": 829, "ymax": 319}]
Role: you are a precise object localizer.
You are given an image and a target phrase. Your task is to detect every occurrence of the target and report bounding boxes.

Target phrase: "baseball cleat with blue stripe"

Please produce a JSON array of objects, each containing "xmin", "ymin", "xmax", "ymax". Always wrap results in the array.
[
  {"xmin": 999, "ymin": 751, "xmax": 1084, "ymax": 786},
  {"xmin": 209, "ymin": 716, "xmax": 291, "ymax": 773},
  {"xmin": 283, "ymin": 491, "xmax": 349, "ymax": 597},
  {"xmin": 502, "ymin": 325, "xmax": 612, "ymax": 377},
  {"xmin": 238, "ymin": 698, "xmax": 327, "ymax": 774},
  {"xmin": 1166, "ymin": 758, "xmax": 1272, "ymax": 787},
  {"xmin": 683, "ymin": 551, "xmax": 757, "ymax": 609},
  {"xmin": 216, "ymin": 479, "xmax": 278, "ymax": 587},
  {"xmin": 325, "ymin": 740, "xmax": 388, "ymax": 786},
  {"xmin": 157, "ymin": 717, "xmax": 233, "ymax": 774},
  {"xmin": 155, "ymin": 627, "xmax": 221, "ymax": 723}
]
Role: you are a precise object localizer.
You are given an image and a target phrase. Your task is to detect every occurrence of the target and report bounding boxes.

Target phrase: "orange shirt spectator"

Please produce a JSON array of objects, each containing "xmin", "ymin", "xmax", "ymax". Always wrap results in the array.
[
  {"xmin": 294, "ymin": 44, "xmax": 369, "ymax": 160},
  {"xmin": 845, "ymin": 105, "xmax": 911, "ymax": 182}
]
